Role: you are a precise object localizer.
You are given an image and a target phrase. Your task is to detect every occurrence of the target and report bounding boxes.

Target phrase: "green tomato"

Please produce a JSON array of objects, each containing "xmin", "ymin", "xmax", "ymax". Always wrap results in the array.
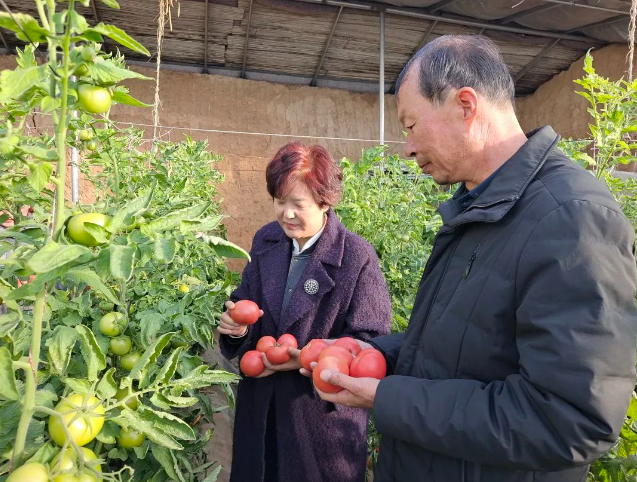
[
  {"xmin": 48, "ymin": 394, "xmax": 105, "ymax": 446},
  {"xmin": 99, "ymin": 301, "xmax": 115, "ymax": 312},
  {"xmin": 117, "ymin": 428, "xmax": 145, "ymax": 448},
  {"xmin": 115, "ymin": 387, "xmax": 139, "ymax": 410},
  {"xmin": 99, "ymin": 312, "xmax": 127, "ymax": 337},
  {"xmin": 73, "ymin": 63, "xmax": 89, "ymax": 77},
  {"xmin": 121, "ymin": 352, "xmax": 141, "ymax": 371},
  {"xmin": 109, "ymin": 336, "xmax": 132, "ymax": 356},
  {"xmin": 78, "ymin": 129, "xmax": 92, "ymax": 141},
  {"xmin": 51, "ymin": 447, "xmax": 102, "ymax": 482},
  {"xmin": 77, "ymin": 84, "xmax": 111, "ymax": 114},
  {"xmin": 86, "ymin": 140, "xmax": 98, "ymax": 151},
  {"xmin": 6, "ymin": 463, "xmax": 49, "ymax": 482},
  {"xmin": 66, "ymin": 213, "xmax": 111, "ymax": 247},
  {"xmin": 81, "ymin": 46, "xmax": 96, "ymax": 62}
]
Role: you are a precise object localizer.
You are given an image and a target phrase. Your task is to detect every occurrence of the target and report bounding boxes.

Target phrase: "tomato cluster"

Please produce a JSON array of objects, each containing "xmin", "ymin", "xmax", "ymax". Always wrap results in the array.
[
  {"xmin": 240, "ymin": 333, "xmax": 298, "ymax": 377},
  {"xmin": 300, "ymin": 337, "xmax": 387, "ymax": 393}
]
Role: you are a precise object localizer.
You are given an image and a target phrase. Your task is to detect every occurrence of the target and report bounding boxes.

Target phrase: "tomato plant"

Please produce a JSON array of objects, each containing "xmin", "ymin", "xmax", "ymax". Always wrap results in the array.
[
  {"xmin": 240, "ymin": 351, "xmax": 266, "ymax": 377},
  {"xmin": 0, "ymin": 1, "xmax": 249, "ymax": 480},
  {"xmin": 313, "ymin": 356, "xmax": 349, "ymax": 394},
  {"xmin": 231, "ymin": 300, "xmax": 260, "ymax": 325}
]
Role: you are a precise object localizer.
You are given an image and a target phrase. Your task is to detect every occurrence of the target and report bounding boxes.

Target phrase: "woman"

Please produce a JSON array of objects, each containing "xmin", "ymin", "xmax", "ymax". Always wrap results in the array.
[{"xmin": 218, "ymin": 142, "xmax": 392, "ymax": 482}]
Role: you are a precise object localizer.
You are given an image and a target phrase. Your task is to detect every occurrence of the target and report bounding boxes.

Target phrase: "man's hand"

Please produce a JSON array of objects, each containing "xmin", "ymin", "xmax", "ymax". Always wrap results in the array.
[
  {"xmin": 255, "ymin": 347, "xmax": 302, "ymax": 378},
  {"xmin": 314, "ymin": 369, "xmax": 380, "ymax": 409}
]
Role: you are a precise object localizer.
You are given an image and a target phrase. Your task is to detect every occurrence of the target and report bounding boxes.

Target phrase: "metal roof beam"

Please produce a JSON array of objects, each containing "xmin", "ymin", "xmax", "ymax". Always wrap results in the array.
[
  {"xmin": 428, "ymin": 0, "xmax": 459, "ymax": 14},
  {"xmin": 311, "ymin": 5, "xmax": 343, "ymax": 86},
  {"xmin": 241, "ymin": 0, "xmax": 254, "ymax": 79},
  {"xmin": 498, "ymin": 3, "xmax": 561, "ymax": 24},
  {"xmin": 514, "ymin": 37, "xmax": 561, "ymax": 84}
]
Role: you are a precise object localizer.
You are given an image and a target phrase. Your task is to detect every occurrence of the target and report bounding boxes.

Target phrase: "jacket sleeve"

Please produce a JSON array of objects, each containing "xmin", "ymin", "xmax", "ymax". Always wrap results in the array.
[
  {"xmin": 373, "ymin": 201, "xmax": 637, "ymax": 470},
  {"xmin": 219, "ymin": 240, "xmax": 261, "ymax": 360},
  {"xmin": 369, "ymin": 333, "xmax": 405, "ymax": 376},
  {"xmin": 338, "ymin": 250, "xmax": 393, "ymax": 342}
]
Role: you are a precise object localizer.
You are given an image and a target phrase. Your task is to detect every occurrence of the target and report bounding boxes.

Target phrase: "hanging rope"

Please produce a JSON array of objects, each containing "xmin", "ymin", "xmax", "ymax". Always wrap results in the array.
[{"xmin": 153, "ymin": 0, "xmax": 180, "ymax": 144}]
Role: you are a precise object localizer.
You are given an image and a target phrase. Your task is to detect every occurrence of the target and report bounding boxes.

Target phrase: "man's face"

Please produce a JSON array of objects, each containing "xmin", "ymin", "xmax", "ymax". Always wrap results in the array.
[{"xmin": 397, "ymin": 71, "xmax": 470, "ymax": 186}]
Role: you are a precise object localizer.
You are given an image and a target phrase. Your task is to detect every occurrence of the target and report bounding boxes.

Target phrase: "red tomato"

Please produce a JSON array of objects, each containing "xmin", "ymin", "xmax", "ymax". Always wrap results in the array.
[
  {"xmin": 240, "ymin": 350, "xmax": 265, "ymax": 377},
  {"xmin": 256, "ymin": 336, "xmax": 276, "ymax": 353},
  {"xmin": 333, "ymin": 337, "xmax": 362, "ymax": 356},
  {"xmin": 300, "ymin": 339, "xmax": 329, "ymax": 371},
  {"xmin": 313, "ymin": 356, "xmax": 349, "ymax": 393},
  {"xmin": 318, "ymin": 345, "xmax": 354, "ymax": 365},
  {"xmin": 17, "ymin": 274, "xmax": 36, "ymax": 287},
  {"xmin": 266, "ymin": 345, "xmax": 290, "ymax": 365},
  {"xmin": 277, "ymin": 334, "xmax": 298, "ymax": 348},
  {"xmin": 231, "ymin": 300, "xmax": 261, "ymax": 325},
  {"xmin": 350, "ymin": 348, "xmax": 387, "ymax": 379}
]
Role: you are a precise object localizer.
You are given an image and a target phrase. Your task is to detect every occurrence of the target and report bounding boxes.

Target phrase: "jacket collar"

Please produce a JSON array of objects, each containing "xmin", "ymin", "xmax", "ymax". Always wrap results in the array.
[{"xmin": 438, "ymin": 125, "xmax": 560, "ymax": 229}]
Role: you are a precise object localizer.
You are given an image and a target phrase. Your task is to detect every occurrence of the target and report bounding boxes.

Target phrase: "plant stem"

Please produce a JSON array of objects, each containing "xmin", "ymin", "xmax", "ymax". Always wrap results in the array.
[{"xmin": 12, "ymin": 290, "xmax": 45, "ymax": 464}]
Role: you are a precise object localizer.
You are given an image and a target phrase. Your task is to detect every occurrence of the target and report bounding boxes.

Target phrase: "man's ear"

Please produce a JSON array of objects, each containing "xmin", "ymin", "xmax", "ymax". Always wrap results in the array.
[{"xmin": 456, "ymin": 87, "xmax": 478, "ymax": 127}]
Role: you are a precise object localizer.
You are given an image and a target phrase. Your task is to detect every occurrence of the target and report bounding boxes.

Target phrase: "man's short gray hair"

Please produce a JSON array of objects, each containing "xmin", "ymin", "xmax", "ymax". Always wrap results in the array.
[{"xmin": 395, "ymin": 35, "xmax": 515, "ymax": 107}]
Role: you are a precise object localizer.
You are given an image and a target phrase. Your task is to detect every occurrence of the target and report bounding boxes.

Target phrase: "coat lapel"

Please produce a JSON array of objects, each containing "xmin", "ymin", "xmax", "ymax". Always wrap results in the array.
[
  {"xmin": 278, "ymin": 210, "xmax": 344, "ymax": 335},
  {"xmin": 257, "ymin": 229, "xmax": 291, "ymax": 328}
]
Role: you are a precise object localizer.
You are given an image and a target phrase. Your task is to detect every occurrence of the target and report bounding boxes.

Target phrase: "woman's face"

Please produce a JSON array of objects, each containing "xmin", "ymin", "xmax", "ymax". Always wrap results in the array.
[{"xmin": 274, "ymin": 181, "xmax": 328, "ymax": 243}]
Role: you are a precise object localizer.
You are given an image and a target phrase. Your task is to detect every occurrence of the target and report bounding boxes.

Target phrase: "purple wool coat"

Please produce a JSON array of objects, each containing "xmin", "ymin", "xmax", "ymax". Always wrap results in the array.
[{"xmin": 220, "ymin": 209, "xmax": 392, "ymax": 482}]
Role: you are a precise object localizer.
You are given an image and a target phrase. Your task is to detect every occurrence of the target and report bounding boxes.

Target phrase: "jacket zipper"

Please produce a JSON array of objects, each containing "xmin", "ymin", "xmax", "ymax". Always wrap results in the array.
[{"xmin": 463, "ymin": 244, "xmax": 480, "ymax": 279}]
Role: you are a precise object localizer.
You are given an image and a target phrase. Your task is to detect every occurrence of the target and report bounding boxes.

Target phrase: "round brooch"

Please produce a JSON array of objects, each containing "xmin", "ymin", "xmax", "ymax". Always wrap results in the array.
[{"xmin": 304, "ymin": 279, "xmax": 319, "ymax": 295}]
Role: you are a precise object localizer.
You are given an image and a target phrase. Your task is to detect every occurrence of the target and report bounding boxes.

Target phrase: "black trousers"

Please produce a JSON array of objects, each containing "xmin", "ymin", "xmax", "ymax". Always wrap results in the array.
[{"xmin": 264, "ymin": 398, "xmax": 278, "ymax": 481}]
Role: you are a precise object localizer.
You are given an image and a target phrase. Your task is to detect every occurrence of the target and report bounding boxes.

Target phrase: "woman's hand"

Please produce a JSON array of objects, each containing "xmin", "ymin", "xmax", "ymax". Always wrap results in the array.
[
  {"xmin": 255, "ymin": 347, "xmax": 302, "ymax": 378},
  {"xmin": 217, "ymin": 300, "xmax": 264, "ymax": 337}
]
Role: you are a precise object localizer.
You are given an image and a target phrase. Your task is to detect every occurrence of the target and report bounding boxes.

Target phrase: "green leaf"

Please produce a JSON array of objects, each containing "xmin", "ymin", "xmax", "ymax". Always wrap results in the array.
[
  {"xmin": 45, "ymin": 326, "xmax": 78, "ymax": 375},
  {"xmin": 19, "ymin": 144, "xmax": 58, "ymax": 161},
  {"xmin": 26, "ymin": 442, "xmax": 58, "ymax": 465},
  {"xmin": 0, "ymin": 13, "xmax": 49, "ymax": 43},
  {"xmin": 152, "ymin": 445, "xmax": 185, "ymax": 482},
  {"xmin": 149, "ymin": 392, "xmax": 172, "ymax": 410},
  {"xmin": 40, "ymin": 95, "xmax": 61, "ymax": 113},
  {"xmin": 97, "ymin": 367, "xmax": 118, "ymax": 399},
  {"xmin": 112, "ymin": 409, "xmax": 181, "ymax": 450},
  {"xmin": 179, "ymin": 214, "xmax": 224, "ymax": 234},
  {"xmin": 154, "ymin": 237, "xmax": 176, "ymax": 264},
  {"xmin": 84, "ymin": 58, "xmax": 151, "ymax": 85},
  {"xmin": 101, "ymin": 0, "xmax": 121, "ymax": 8},
  {"xmin": 69, "ymin": 10, "xmax": 88, "ymax": 34},
  {"xmin": 96, "ymin": 247, "xmax": 111, "ymax": 280},
  {"xmin": 0, "ymin": 347, "xmax": 19, "ymax": 400},
  {"xmin": 27, "ymin": 162, "xmax": 54, "ymax": 191},
  {"xmin": 110, "ymin": 245, "xmax": 135, "ymax": 281},
  {"xmin": 172, "ymin": 367, "xmax": 240, "ymax": 393},
  {"xmin": 112, "ymin": 89, "xmax": 150, "ymax": 107},
  {"xmin": 0, "ymin": 312, "xmax": 20, "ymax": 336},
  {"xmin": 0, "ymin": 65, "xmax": 47, "ymax": 104},
  {"xmin": 162, "ymin": 393, "xmax": 198, "ymax": 408},
  {"xmin": 83, "ymin": 222, "xmax": 110, "ymax": 245},
  {"xmin": 129, "ymin": 333, "xmax": 173, "ymax": 380},
  {"xmin": 96, "ymin": 420, "xmax": 119, "ymax": 444},
  {"xmin": 64, "ymin": 267, "xmax": 119, "ymax": 305},
  {"xmin": 34, "ymin": 387, "xmax": 58, "ymax": 408},
  {"xmin": 199, "ymin": 235, "xmax": 250, "ymax": 261},
  {"xmin": 88, "ymin": 23, "xmax": 150, "ymax": 56},
  {"xmin": 62, "ymin": 378, "xmax": 92, "ymax": 394},
  {"xmin": 136, "ymin": 405, "xmax": 195, "ymax": 440},
  {"xmin": 110, "ymin": 189, "xmax": 153, "ymax": 232},
  {"xmin": 202, "ymin": 466, "xmax": 223, "ymax": 482},
  {"xmin": 26, "ymin": 241, "xmax": 92, "ymax": 274},
  {"xmin": 144, "ymin": 203, "xmax": 210, "ymax": 234},
  {"xmin": 76, "ymin": 325, "xmax": 107, "ymax": 381},
  {"xmin": 153, "ymin": 347, "xmax": 183, "ymax": 386}
]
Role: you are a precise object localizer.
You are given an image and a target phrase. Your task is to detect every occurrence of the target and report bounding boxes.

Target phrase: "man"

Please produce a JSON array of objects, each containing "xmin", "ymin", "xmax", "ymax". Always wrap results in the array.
[{"xmin": 313, "ymin": 35, "xmax": 637, "ymax": 481}]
